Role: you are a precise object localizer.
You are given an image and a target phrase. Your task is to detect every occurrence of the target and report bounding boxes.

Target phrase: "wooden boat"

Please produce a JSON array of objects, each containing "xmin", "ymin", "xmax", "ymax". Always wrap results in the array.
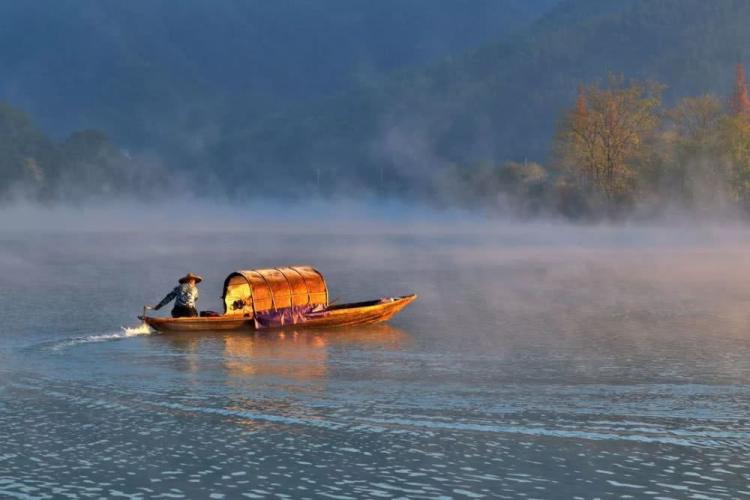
[{"xmin": 139, "ymin": 266, "xmax": 416, "ymax": 333}]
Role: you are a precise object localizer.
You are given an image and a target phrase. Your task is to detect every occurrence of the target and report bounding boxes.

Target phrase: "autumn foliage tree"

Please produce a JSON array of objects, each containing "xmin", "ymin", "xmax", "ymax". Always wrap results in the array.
[
  {"xmin": 731, "ymin": 64, "xmax": 750, "ymax": 116},
  {"xmin": 722, "ymin": 118, "xmax": 750, "ymax": 205},
  {"xmin": 721, "ymin": 64, "xmax": 750, "ymax": 205},
  {"xmin": 554, "ymin": 66, "xmax": 750, "ymax": 214},
  {"xmin": 657, "ymin": 95, "xmax": 727, "ymax": 207},
  {"xmin": 556, "ymin": 75, "xmax": 663, "ymax": 204},
  {"xmin": 442, "ymin": 62, "xmax": 750, "ymax": 218}
]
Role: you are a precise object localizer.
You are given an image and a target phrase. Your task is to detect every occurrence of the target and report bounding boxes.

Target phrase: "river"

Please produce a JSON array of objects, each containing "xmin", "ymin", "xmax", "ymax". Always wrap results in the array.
[{"xmin": 1, "ymin": 223, "xmax": 749, "ymax": 498}]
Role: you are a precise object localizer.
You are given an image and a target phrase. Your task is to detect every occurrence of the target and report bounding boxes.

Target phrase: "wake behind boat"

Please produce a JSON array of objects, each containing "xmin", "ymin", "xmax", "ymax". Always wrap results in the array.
[{"xmin": 139, "ymin": 266, "xmax": 416, "ymax": 332}]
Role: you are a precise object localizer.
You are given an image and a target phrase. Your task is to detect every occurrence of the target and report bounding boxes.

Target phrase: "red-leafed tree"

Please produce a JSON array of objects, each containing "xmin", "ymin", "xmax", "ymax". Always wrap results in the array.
[
  {"xmin": 731, "ymin": 63, "xmax": 750, "ymax": 115},
  {"xmin": 575, "ymin": 84, "xmax": 587, "ymax": 115}
]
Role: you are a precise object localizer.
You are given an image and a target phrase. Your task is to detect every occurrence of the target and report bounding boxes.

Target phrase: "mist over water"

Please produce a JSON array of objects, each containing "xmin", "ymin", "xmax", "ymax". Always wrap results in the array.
[{"xmin": 2, "ymin": 203, "xmax": 750, "ymax": 497}]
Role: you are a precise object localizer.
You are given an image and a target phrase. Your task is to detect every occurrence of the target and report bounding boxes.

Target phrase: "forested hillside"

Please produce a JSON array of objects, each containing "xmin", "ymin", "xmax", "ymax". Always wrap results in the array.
[
  {"xmin": 5, "ymin": 0, "xmax": 750, "ymax": 216},
  {"xmin": 0, "ymin": 0, "xmax": 557, "ymax": 146},
  {"xmin": 0, "ymin": 103, "xmax": 166, "ymax": 202},
  {"xmin": 224, "ymin": 0, "xmax": 750, "ymax": 195}
]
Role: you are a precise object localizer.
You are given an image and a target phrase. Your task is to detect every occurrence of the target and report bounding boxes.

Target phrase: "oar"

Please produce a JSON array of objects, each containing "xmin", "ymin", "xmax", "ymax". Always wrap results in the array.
[{"xmin": 141, "ymin": 304, "xmax": 154, "ymax": 320}]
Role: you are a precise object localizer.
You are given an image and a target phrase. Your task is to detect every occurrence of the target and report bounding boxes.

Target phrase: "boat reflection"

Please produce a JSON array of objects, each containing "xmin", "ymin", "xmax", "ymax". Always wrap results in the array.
[
  {"xmin": 223, "ymin": 330, "xmax": 329, "ymax": 380},
  {"xmin": 154, "ymin": 324, "xmax": 408, "ymax": 383}
]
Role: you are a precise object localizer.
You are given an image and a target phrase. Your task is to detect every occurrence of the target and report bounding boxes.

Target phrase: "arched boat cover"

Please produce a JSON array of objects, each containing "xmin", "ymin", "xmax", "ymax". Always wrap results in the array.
[{"xmin": 222, "ymin": 266, "xmax": 328, "ymax": 316}]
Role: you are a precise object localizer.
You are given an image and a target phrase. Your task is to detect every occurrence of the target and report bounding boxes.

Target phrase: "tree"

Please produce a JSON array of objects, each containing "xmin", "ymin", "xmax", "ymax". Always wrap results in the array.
[
  {"xmin": 670, "ymin": 95, "xmax": 724, "ymax": 148},
  {"xmin": 659, "ymin": 95, "xmax": 727, "ymax": 207},
  {"xmin": 0, "ymin": 102, "xmax": 56, "ymax": 197},
  {"xmin": 563, "ymin": 84, "xmax": 598, "ymax": 188},
  {"xmin": 723, "ymin": 65, "xmax": 750, "ymax": 205},
  {"xmin": 731, "ymin": 63, "xmax": 750, "ymax": 116},
  {"xmin": 722, "ymin": 115, "xmax": 750, "ymax": 204},
  {"xmin": 555, "ymin": 75, "xmax": 663, "ymax": 204}
]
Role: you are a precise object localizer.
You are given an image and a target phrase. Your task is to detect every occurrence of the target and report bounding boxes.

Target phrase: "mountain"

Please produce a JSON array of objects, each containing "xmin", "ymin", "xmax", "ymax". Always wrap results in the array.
[
  {"xmin": 0, "ymin": 0, "xmax": 559, "ymax": 151},
  {"xmin": 216, "ymin": 0, "xmax": 750, "ymax": 195},
  {"xmin": 7, "ymin": 0, "xmax": 750, "ymax": 202}
]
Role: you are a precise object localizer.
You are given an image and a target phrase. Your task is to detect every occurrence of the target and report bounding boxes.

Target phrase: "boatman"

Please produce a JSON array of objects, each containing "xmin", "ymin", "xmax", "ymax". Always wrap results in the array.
[{"xmin": 152, "ymin": 272, "xmax": 202, "ymax": 318}]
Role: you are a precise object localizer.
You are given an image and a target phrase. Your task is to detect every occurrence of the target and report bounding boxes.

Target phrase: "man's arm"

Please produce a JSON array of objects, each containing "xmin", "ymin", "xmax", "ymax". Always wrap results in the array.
[{"xmin": 154, "ymin": 287, "xmax": 178, "ymax": 310}]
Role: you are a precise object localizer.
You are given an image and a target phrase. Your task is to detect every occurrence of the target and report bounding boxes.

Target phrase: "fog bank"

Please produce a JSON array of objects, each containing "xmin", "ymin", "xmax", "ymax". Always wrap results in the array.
[{"xmin": 4, "ymin": 199, "xmax": 750, "ymax": 252}]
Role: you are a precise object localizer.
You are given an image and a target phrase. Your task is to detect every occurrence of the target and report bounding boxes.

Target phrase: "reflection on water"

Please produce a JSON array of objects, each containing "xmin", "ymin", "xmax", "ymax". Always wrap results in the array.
[
  {"xmin": 223, "ymin": 330, "xmax": 330, "ymax": 380},
  {"xmin": 152, "ymin": 325, "xmax": 407, "ymax": 384}
]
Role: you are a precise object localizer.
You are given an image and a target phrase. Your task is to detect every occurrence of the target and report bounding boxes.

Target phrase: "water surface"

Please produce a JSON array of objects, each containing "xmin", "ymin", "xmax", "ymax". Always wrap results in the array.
[{"xmin": 1, "ymin": 226, "xmax": 749, "ymax": 498}]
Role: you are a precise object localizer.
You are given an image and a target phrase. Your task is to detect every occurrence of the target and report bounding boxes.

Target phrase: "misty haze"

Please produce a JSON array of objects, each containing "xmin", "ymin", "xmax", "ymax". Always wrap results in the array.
[{"xmin": 2, "ymin": 1, "xmax": 750, "ymax": 499}]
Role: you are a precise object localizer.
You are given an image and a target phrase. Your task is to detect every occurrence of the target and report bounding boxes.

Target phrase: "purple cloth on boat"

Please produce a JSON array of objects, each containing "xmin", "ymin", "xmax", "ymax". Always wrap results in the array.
[{"xmin": 253, "ymin": 304, "xmax": 325, "ymax": 329}]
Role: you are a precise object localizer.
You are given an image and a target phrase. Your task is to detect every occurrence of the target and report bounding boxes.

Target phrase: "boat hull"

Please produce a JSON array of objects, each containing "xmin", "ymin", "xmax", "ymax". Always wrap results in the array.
[{"xmin": 140, "ymin": 294, "xmax": 416, "ymax": 333}]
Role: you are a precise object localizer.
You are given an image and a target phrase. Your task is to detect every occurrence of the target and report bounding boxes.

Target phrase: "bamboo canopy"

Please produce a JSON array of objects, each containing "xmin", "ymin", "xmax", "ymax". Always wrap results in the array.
[{"xmin": 222, "ymin": 266, "xmax": 328, "ymax": 316}]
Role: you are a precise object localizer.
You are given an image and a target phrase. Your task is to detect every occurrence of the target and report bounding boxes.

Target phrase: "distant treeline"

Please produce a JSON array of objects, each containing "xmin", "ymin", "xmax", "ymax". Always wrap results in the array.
[
  {"xmin": 6, "ymin": 61, "xmax": 750, "ymax": 219},
  {"xmin": 8, "ymin": 0, "xmax": 750, "ymax": 220},
  {"xmin": 0, "ymin": 102, "xmax": 167, "ymax": 202},
  {"xmin": 439, "ymin": 67, "xmax": 750, "ymax": 219},
  {"xmin": 8, "ymin": 62, "xmax": 750, "ymax": 219}
]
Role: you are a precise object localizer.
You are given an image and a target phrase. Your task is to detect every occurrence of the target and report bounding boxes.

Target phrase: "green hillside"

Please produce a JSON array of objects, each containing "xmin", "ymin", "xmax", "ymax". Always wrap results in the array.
[
  {"xmin": 0, "ymin": 102, "xmax": 165, "ymax": 202},
  {"xmin": 5, "ymin": 0, "xmax": 750, "ymax": 208},
  {"xmin": 0, "ymin": 0, "xmax": 557, "ymax": 148},
  {"xmin": 219, "ymin": 0, "xmax": 750, "ymax": 194}
]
